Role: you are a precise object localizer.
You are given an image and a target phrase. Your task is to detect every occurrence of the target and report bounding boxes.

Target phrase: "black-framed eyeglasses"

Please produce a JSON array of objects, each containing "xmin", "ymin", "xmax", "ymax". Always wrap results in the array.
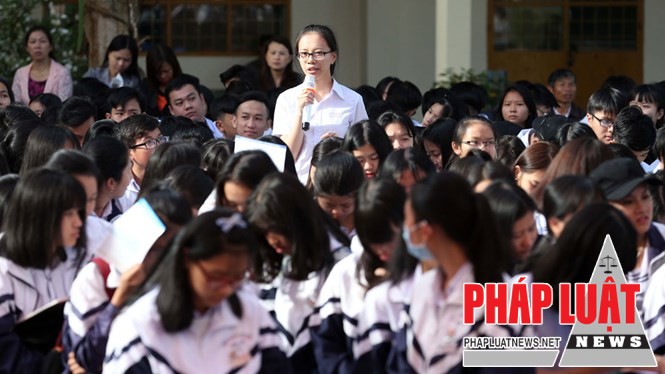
[
  {"xmin": 130, "ymin": 135, "xmax": 169, "ymax": 150},
  {"xmin": 297, "ymin": 51, "xmax": 332, "ymax": 60},
  {"xmin": 590, "ymin": 113, "xmax": 615, "ymax": 128},
  {"xmin": 461, "ymin": 140, "xmax": 496, "ymax": 148},
  {"xmin": 192, "ymin": 261, "xmax": 247, "ymax": 288}
]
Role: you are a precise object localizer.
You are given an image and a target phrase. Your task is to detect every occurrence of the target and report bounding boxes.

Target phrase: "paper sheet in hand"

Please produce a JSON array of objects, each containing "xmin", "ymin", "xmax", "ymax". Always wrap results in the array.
[
  {"xmin": 96, "ymin": 198, "xmax": 166, "ymax": 272},
  {"xmin": 234, "ymin": 135, "xmax": 287, "ymax": 172}
]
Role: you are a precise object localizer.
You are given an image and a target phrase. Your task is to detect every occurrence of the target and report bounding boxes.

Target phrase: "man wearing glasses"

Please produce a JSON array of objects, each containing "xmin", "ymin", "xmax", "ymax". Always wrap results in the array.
[
  {"xmin": 114, "ymin": 114, "xmax": 168, "ymax": 202},
  {"xmin": 585, "ymin": 86, "xmax": 630, "ymax": 144}
]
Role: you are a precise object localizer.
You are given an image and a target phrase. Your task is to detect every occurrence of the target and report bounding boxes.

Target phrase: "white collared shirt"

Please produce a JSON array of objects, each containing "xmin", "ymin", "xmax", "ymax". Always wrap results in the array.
[{"xmin": 273, "ymin": 79, "xmax": 367, "ymax": 184}]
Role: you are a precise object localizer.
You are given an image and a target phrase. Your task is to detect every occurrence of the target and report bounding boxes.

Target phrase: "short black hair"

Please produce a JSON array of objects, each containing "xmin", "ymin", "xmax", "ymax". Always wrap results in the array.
[
  {"xmin": 210, "ymin": 94, "xmax": 238, "ymax": 120},
  {"xmin": 612, "ymin": 105, "xmax": 656, "ymax": 153},
  {"xmin": 586, "ymin": 86, "xmax": 629, "ymax": 116},
  {"xmin": 113, "ymin": 114, "xmax": 159, "ymax": 148},
  {"xmin": 105, "ymin": 87, "xmax": 145, "ymax": 116},
  {"xmin": 165, "ymin": 74, "xmax": 201, "ymax": 105},
  {"xmin": 547, "ymin": 68, "xmax": 576, "ymax": 87},
  {"xmin": 235, "ymin": 91, "xmax": 270, "ymax": 118},
  {"xmin": 58, "ymin": 96, "xmax": 97, "ymax": 128}
]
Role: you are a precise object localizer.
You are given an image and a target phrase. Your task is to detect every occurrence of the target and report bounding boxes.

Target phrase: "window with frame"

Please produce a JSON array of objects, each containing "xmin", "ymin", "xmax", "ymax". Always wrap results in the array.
[{"xmin": 138, "ymin": 0, "xmax": 290, "ymax": 55}]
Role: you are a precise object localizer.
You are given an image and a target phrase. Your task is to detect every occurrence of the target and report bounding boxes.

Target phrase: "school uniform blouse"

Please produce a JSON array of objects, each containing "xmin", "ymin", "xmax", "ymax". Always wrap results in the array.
[
  {"xmin": 83, "ymin": 67, "xmax": 140, "ymax": 89},
  {"xmin": 310, "ymin": 251, "xmax": 366, "ymax": 373},
  {"xmin": 631, "ymin": 223, "xmax": 665, "ymax": 352},
  {"xmin": 0, "ymin": 251, "xmax": 87, "ymax": 372},
  {"xmin": 388, "ymin": 263, "xmax": 531, "ymax": 373},
  {"xmin": 353, "ymin": 266, "xmax": 424, "ymax": 373},
  {"xmin": 11, "ymin": 59, "xmax": 73, "ymax": 104},
  {"xmin": 104, "ymin": 288, "xmax": 289, "ymax": 373},
  {"xmin": 273, "ymin": 79, "xmax": 367, "ymax": 184},
  {"xmin": 252, "ymin": 236, "xmax": 350, "ymax": 373},
  {"xmin": 62, "ymin": 261, "xmax": 119, "ymax": 373}
]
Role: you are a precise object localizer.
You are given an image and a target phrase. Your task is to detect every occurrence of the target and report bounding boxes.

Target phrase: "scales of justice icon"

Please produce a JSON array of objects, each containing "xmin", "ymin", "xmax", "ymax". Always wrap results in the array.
[{"xmin": 598, "ymin": 255, "xmax": 618, "ymax": 274}]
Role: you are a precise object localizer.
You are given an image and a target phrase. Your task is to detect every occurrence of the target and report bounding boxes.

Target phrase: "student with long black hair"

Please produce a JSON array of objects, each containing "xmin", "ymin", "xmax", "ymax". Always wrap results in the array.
[
  {"xmin": 246, "ymin": 172, "xmax": 350, "ymax": 373},
  {"xmin": 104, "ymin": 209, "xmax": 288, "ymax": 372},
  {"xmin": 391, "ymin": 172, "xmax": 525, "ymax": 373},
  {"xmin": 64, "ymin": 186, "xmax": 192, "ymax": 373},
  {"xmin": 313, "ymin": 151, "xmax": 364, "ymax": 238},
  {"xmin": 342, "ymin": 120, "xmax": 393, "ymax": 180},
  {"xmin": 0, "ymin": 168, "xmax": 87, "ymax": 372},
  {"xmin": 311, "ymin": 177, "xmax": 405, "ymax": 373}
]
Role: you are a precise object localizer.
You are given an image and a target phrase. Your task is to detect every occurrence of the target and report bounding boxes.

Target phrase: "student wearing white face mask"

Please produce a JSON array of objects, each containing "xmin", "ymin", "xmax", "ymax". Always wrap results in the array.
[{"xmin": 390, "ymin": 172, "xmax": 531, "ymax": 373}]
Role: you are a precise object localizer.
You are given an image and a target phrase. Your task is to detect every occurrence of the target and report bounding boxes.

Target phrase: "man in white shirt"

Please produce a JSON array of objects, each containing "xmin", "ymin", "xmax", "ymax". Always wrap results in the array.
[{"xmin": 166, "ymin": 75, "xmax": 223, "ymax": 138}]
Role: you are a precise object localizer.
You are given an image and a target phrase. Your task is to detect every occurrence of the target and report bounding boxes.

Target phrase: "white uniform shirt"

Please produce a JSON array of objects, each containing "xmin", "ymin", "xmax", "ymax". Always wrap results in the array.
[
  {"xmin": 104, "ymin": 289, "xmax": 285, "ymax": 373},
  {"xmin": 273, "ymin": 79, "xmax": 367, "ymax": 184}
]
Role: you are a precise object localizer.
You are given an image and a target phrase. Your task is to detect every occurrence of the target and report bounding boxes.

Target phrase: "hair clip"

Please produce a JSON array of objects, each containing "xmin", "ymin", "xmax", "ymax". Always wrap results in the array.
[{"xmin": 216, "ymin": 213, "xmax": 247, "ymax": 233}]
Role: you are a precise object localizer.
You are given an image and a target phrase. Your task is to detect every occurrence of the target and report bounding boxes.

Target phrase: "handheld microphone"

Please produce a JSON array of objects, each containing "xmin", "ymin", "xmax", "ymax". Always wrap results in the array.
[{"xmin": 302, "ymin": 75, "xmax": 315, "ymax": 131}]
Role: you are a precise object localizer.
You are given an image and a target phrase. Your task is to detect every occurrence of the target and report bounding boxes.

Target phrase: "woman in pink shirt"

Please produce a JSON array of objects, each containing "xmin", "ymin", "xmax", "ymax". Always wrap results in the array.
[{"xmin": 12, "ymin": 26, "xmax": 73, "ymax": 105}]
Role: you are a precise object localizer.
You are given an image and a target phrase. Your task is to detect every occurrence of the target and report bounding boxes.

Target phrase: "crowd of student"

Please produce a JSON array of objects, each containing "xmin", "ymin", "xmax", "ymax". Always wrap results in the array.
[{"xmin": 2, "ymin": 22, "xmax": 665, "ymax": 373}]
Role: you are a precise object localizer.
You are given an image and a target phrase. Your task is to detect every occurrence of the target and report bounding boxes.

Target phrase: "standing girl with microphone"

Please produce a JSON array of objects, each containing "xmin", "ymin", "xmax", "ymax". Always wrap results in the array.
[{"xmin": 273, "ymin": 24, "xmax": 367, "ymax": 184}]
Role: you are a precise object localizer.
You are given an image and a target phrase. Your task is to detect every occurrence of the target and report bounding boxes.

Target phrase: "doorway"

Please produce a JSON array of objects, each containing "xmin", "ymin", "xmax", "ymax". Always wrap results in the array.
[{"xmin": 488, "ymin": 0, "xmax": 643, "ymax": 108}]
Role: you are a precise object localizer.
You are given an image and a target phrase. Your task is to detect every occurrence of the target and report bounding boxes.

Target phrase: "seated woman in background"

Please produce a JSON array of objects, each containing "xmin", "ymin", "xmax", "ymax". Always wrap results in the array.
[
  {"xmin": 259, "ymin": 35, "xmax": 301, "ymax": 98},
  {"xmin": 12, "ymin": 26, "xmax": 73, "ymax": 104},
  {"xmin": 84, "ymin": 35, "xmax": 140, "ymax": 89},
  {"xmin": 139, "ymin": 43, "xmax": 183, "ymax": 117}
]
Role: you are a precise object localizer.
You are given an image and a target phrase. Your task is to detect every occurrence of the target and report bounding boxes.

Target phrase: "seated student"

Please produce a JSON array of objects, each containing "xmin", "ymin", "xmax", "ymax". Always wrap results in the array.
[
  {"xmin": 391, "ymin": 172, "xmax": 529, "ymax": 373},
  {"xmin": 201, "ymin": 138, "xmax": 234, "ymax": 181},
  {"xmin": 103, "ymin": 87, "xmax": 145, "ymax": 123},
  {"xmin": 376, "ymin": 111, "xmax": 417, "ymax": 150},
  {"xmin": 0, "ymin": 168, "xmax": 87, "ymax": 372},
  {"xmin": 530, "ymin": 204, "xmax": 637, "ymax": 366},
  {"xmin": 245, "ymin": 173, "xmax": 350, "ymax": 373},
  {"xmin": 384, "ymin": 80, "xmax": 422, "ymax": 120},
  {"xmin": 164, "ymin": 165, "xmax": 214, "ymax": 216},
  {"xmin": 589, "ymin": 158, "xmax": 665, "ymax": 313},
  {"xmin": 585, "ymin": 86, "xmax": 629, "ymax": 144},
  {"xmin": 630, "ymin": 83, "xmax": 665, "ymax": 128},
  {"xmin": 417, "ymin": 118, "xmax": 456, "ymax": 172},
  {"xmin": 612, "ymin": 105, "xmax": 656, "ymax": 163},
  {"xmin": 313, "ymin": 151, "xmax": 364, "ymax": 239},
  {"xmin": 19, "ymin": 125, "xmax": 80, "ymax": 175},
  {"xmin": 210, "ymin": 94, "xmax": 238, "ymax": 140},
  {"xmin": 82, "ymin": 136, "xmax": 134, "ymax": 221},
  {"xmin": 216, "ymin": 150, "xmax": 278, "ymax": 213},
  {"xmin": 104, "ymin": 210, "xmax": 289, "ymax": 373},
  {"xmin": 380, "ymin": 148, "xmax": 435, "ymax": 193},
  {"xmin": 450, "ymin": 81, "xmax": 489, "ymax": 116},
  {"xmin": 161, "ymin": 115, "xmax": 214, "ymax": 148},
  {"xmin": 29, "ymin": 93, "xmax": 62, "ymax": 119},
  {"xmin": 420, "ymin": 88, "xmax": 467, "ymax": 126},
  {"xmin": 63, "ymin": 186, "xmax": 192, "ymax": 374},
  {"xmin": 482, "ymin": 180, "xmax": 539, "ymax": 272},
  {"xmin": 342, "ymin": 120, "xmax": 393, "ymax": 180},
  {"xmin": 451, "ymin": 116, "xmax": 499, "ymax": 160},
  {"xmin": 653, "ymin": 126, "xmax": 665, "ymax": 173},
  {"xmin": 58, "ymin": 96, "xmax": 97, "ymax": 146},
  {"xmin": 113, "ymin": 114, "xmax": 167, "ymax": 202},
  {"xmin": 166, "ymin": 74, "xmax": 223, "ymax": 139},
  {"xmin": 233, "ymin": 91, "xmax": 271, "ymax": 140},
  {"xmin": 137, "ymin": 141, "xmax": 202, "ymax": 199},
  {"xmin": 306, "ymin": 137, "xmax": 343, "ymax": 192},
  {"xmin": 547, "ymin": 68, "xmax": 585, "ymax": 121},
  {"xmin": 494, "ymin": 84, "xmax": 538, "ymax": 129},
  {"xmin": 311, "ymin": 178, "xmax": 405, "ymax": 373}
]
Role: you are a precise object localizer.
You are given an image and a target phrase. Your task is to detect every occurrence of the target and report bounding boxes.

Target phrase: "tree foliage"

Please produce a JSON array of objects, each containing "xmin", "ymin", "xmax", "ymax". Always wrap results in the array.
[{"xmin": 0, "ymin": 1, "xmax": 88, "ymax": 81}]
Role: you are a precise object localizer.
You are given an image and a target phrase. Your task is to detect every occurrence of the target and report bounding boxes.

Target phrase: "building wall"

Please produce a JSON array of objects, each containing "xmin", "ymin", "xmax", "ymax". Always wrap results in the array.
[
  {"xmin": 160, "ymin": 0, "xmax": 659, "ymax": 94},
  {"xmin": 643, "ymin": 0, "xmax": 665, "ymax": 83},
  {"xmin": 366, "ymin": 0, "xmax": 436, "ymax": 96}
]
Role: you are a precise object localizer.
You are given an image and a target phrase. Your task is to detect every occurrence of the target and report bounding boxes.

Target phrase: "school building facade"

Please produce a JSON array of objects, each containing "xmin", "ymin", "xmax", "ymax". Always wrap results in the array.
[{"xmin": 167, "ymin": 0, "xmax": 663, "ymax": 108}]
